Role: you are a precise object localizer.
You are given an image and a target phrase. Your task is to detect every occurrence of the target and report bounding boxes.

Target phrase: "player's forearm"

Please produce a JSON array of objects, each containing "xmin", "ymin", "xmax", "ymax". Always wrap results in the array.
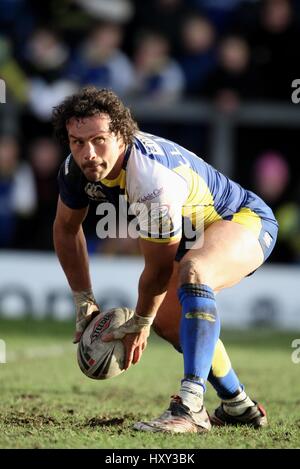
[
  {"xmin": 53, "ymin": 222, "xmax": 92, "ymax": 292},
  {"xmin": 135, "ymin": 266, "xmax": 173, "ymax": 318}
]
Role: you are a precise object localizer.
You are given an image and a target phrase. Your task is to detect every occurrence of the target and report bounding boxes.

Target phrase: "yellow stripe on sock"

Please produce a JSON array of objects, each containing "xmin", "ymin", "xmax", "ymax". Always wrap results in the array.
[{"xmin": 211, "ymin": 339, "xmax": 232, "ymax": 378}]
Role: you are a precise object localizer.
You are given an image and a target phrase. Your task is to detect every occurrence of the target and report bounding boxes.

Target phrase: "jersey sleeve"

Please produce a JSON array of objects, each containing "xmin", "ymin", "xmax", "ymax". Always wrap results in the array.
[
  {"xmin": 127, "ymin": 152, "xmax": 188, "ymax": 243},
  {"xmin": 57, "ymin": 155, "xmax": 89, "ymax": 209}
]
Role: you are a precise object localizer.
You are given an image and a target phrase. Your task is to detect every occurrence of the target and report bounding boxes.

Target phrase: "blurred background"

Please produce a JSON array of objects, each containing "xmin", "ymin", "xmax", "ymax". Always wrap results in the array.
[{"xmin": 0, "ymin": 0, "xmax": 300, "ymax": 328}]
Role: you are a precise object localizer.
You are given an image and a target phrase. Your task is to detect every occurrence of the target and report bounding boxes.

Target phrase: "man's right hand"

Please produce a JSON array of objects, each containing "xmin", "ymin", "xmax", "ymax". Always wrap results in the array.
[{"xmin": 72, "ymin": 289, "xmax": 100, "ymax": 343}]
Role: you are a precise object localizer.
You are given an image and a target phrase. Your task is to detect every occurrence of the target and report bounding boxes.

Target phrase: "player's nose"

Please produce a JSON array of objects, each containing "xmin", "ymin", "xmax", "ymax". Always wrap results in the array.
[{"xmin": 84, "ymin": 142, "xmax": 97, "ymax": 160}]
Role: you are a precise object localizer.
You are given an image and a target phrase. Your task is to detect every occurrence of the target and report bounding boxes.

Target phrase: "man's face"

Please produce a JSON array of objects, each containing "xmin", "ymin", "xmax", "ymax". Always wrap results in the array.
[{"xmin": 67, "ymin": 114, "xmax": 125, "ymax": 181}]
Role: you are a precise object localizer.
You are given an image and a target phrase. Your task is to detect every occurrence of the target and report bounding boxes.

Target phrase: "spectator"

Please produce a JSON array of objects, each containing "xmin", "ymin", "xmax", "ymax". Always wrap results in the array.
[
  {"xmin": 201, "ymin": 35, "xmax": 263, "ymax": 110},
  {"xmin": 22, "ymin": 28, "xmax": 78, "ymax": 121},
  {"xmin": 179, "ymin": 15, "xmax": 217, "ymax": 96},
  {"xmin": 276, "ymin": 198, "xmax": 300, "ymax": 263},
  {"xmin": 74, "ymin": 0, "xmax": 134, "ymax": 24},
  {"xmin": 131, "ymin": 31, "xmax": 185, "ymax": 101},
  {"xmin": 252, "ymin": 150, "xmax": 297, "ymax": 263},
  {"xmin": 0, "ymin": 0, "xmax": 36, "ymax": 47},
  {"xmin": 188, "ymin": 0, "xmax": 248, "ymax": 33},
  {"xmin": 240, "ymin": 0, "xmax": 300, "ymax": 101},
  {"xmin": 131, "ymin": 0, "xmax": 191, "ymax": 54},
  {"xmin": 67, "ymin": 22, "xmax": 135, "ymax": 97},
  {"xmin": 253, "ymin": 151, "xmax": 290, "ymax": 206},
  {"xmin": 27, "ymin": 137, "xmax": 63, "ymax": 250},
  {"xmin": 0, "ymin": 35, "xmax": 29, "ymax": 104},
  {"xmin": 27, "ymin": 0, "xmax": 99, "ymax": 46},
  {"xmin": 0, "ymin": 135, "xmax": 36, "ymax": 248}
]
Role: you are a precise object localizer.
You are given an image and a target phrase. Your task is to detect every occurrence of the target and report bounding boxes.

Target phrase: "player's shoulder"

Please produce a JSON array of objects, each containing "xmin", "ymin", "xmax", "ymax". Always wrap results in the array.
[
  {"xmin": 58, "ymin": 154, "xmax": 83, "ymax": 183},
  {"xmin": 126, "ymin": 133, "xmax": 189, "ymax": 204},
  {"xmin": 132, "ymin": 131, "xmax": 205, "ymax": 170},
  {"xmin": 133, "ymin": 131, "xmax": 177, "ymax": 159},
  {"xmin": 57, "ymin": 154, "xmax": 90, "ymax": 209},
  {"xmin": 133, "ymin": 131, "xmax": 165, "ymax": 153},
  {"xmin": 128, "ymin": 132, "xmax": 177, "ymax": 179}
]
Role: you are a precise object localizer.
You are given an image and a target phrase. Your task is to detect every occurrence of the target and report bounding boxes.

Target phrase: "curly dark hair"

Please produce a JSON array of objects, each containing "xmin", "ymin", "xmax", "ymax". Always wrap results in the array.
[{"xmin": 52, "ymin": 87, "xmax": 139, "ymax": 146}]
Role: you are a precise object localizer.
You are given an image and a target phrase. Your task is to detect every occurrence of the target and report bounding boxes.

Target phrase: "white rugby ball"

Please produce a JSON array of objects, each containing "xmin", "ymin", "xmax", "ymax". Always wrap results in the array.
[{"xmin": 77, "ymin": 307, "xmax": 134, "ymax": 380}]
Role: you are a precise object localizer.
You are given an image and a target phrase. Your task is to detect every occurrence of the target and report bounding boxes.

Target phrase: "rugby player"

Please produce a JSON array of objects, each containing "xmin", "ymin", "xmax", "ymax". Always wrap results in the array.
[{"xmin": 53, "ymin": 87, "xmax": 278, "ymax": 433}]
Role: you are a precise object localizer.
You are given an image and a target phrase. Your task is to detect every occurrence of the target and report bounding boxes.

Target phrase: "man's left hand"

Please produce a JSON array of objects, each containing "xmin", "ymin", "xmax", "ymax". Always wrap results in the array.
[{"xmin": 122, "ymin": 328, "xmax": 150, "ymax": 369}]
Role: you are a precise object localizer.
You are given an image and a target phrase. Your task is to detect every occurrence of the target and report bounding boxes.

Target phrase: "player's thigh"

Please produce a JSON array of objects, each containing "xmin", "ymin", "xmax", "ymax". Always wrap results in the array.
[
  {"xmin": 179, "ymin": 220, "xmax": 264, "ymax": 291},
  {"xmin": 152, "ymin": 262, "xmax": 181, "ymax": 348}
]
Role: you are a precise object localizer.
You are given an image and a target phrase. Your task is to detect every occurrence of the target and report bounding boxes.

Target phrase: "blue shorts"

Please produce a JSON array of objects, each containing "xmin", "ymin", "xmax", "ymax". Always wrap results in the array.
[{"xmin": 175, "ymin": 194, "xmax": 278, "ymax": 265}]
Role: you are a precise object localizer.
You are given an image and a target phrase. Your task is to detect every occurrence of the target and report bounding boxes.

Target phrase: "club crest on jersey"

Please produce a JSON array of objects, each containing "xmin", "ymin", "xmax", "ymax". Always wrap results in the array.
[
  {"xmin": 149, "ymin": 205, "xmax": 169, "ymax": 220},
  {"xmin": 148, "ymin": 204, "xmax": 174, "ymax": 234},
  {"xmin": 85, "ymin": 183, "xmax": 107, "ymax": 201},
  {"xmin": 90, "ymin": 314, "xmax": 111, "ymax": 343}
]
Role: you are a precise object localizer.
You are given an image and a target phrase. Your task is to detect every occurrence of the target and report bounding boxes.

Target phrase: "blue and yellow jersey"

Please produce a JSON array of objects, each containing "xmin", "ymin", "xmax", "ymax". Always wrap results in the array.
[{"xmin": 58, "ymin": 131, "xmax": 278, "ymax": 258}]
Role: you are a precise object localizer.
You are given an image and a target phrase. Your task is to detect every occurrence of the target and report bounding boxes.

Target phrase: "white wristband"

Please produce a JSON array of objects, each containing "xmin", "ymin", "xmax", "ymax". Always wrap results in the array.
[
  {"xmin": 134, "ymin": 312, "xmax": 155, "ymax": 327},
  {"xmin": 72, "ymin": 289, "xmax": 96, "ymax": 306}
]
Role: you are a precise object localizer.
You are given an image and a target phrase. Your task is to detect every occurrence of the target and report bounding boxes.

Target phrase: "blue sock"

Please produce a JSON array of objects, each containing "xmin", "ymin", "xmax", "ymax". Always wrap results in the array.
[
  {"xmin": 208, "ymin": 369, "xmax": 243, "ymax": 399},
  {"xmin": 178, "ymin": 283, "xmax": 221, "ymax": 391},
  {"xmin": 173, "ymin": 343, "xmax": 243, "ymax": 399}
]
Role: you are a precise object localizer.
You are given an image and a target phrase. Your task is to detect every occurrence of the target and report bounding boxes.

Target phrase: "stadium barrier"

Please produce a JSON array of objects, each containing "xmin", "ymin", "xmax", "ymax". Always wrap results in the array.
[
  {"xmin": 128, "ymin": 99, "xmax": 300, "ymax": 177},
  {"xmin": 0, "ymin": 251, "xmax": 299, "ymax": 329}
]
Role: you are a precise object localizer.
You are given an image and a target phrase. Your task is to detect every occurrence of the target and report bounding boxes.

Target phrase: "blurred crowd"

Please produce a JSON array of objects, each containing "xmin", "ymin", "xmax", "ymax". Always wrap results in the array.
[{"xmin": 1, "ymin": 0, "xmax": 300, "ymax": 262}]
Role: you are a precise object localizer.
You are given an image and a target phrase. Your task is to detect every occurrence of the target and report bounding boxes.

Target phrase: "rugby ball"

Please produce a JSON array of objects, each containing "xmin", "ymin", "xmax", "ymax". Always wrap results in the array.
[{"xmin": 77, "ymin": 307, "xmax": 134, "ymax": 380}]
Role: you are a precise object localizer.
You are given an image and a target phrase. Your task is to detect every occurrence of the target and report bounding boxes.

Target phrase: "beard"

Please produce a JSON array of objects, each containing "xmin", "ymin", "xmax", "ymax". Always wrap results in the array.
[{"xmin": 82, "ymin": 162, "xmax": 108, "ymax": 181}]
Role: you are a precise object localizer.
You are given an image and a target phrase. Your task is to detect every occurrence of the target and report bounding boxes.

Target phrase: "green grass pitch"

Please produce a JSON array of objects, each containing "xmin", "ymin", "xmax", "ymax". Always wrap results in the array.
[{"xmin": 0, "ymin": 319, "xmax": 299, "ymax": 449}]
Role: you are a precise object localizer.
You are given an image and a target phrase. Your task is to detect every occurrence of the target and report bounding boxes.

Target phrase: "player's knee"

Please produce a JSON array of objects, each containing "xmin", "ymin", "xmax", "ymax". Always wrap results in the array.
[{"xmin": 178, "ymin": 258, "xmax": 207, "ymax": 285}]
